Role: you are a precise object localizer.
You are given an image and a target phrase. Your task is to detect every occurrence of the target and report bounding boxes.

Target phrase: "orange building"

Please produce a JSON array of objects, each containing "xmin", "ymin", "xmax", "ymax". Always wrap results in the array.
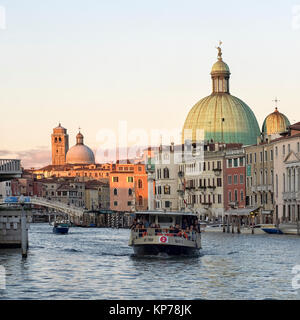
[{"xmin": 109, "ymin": 162, "xmax": 148, "ymax": 212}]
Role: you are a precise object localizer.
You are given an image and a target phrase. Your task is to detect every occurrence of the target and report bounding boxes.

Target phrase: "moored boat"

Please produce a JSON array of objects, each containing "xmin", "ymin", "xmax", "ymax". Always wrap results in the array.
[
  {"xmin": 128, "ymin": 211, "xmax": 201, "ymax": 256},
  {"xmin": 260, "ymin": 224, "xmax": 283, "ymax": 235}
]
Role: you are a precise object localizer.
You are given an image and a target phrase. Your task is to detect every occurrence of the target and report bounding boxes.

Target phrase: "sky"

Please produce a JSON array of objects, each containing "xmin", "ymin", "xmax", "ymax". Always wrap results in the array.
[{"xmin": 0, "ymin": 0, "xmax": 300, "ymax": 168}]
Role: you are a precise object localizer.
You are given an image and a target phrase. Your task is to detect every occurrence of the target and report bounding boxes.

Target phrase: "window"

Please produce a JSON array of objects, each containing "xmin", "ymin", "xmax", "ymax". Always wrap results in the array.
[
  {"xmin": 114, "ymin": 201, "xmax": 118, "ymax": 206},
  {"xmin": 128, "ymin": 188, "xmax": 132, "ymax": 196},
  {"xmin": 270, "ymin": 150, "xmax": 273, "ymax": 161},
  {"xmin": 228, "ymin": 191, "xmax": 232, "ymax": 202},
  {"xmin": 217, "ymin": 178, "xmax": 222, "ymax": 187},
  {"xmin": 234, "ymin": 158, "xmax": 238, "ymax": 167},
  {"xmin": 127, "ymin": 201, "xmax": 132, "ymax": 206},
  {"xmin": 228, "ymin": 159, "xmax": 232, "ymax": 168},
  {"xmin": 164, "ymin": 185, "xmax": 170, "ymax": 195},
  {"xmin": 260, "ymin": 152, "xmax": 263, "ymax": 162},
  {"xmin": 298, "ymin": 142, "xmax": 300, "ymax": 153},
  {"xmin": 283, "ymin": 145, "xmax": 285, "ymax": 155},
  {"xmin": 234, "ymin": 174, "xmax": 238, "ymax": 185},
  {"xmin": 228, "ymin": 175, "xmax": 232, "ymax": 185},
  {"xmin": 163, "ymin": 168, "xmax": 169, "ymax": 179},
  {"xmin": 288, "ymin": 144, "xmax": 290, "ymax": 153},
  {"xmin": 239, "ymin": 157, "xmax": 244, "ymax": 167},
  {"xmin": 112, "ymin": 177, "xmax": 119, "ymax": 182},
  {"xmin": 254, "ymin": 153, "xmax": 257, "ymax": 163},
  {"xmin": 138, "ymin": 196, "xmax": 143, "ymax": 206},
  {"xmin": 138, "ymin": 179, "xmax": 143, "ymax": 189},
  {"xmin": 265, "ymin": 150, "xmax": 268, "ymax": 162},
  {"xmin": 234, "ymin": 190, "xmax": 238, "ymax": 202},
  {"xmin": 275, "ymin": 147, "xmax": 278, "ymax": 157},
  {"xmin": 218, "ymin": 194, "xmax": 222, "ymax": 204},
  {"xmin": 240, "ymin": 190, "xmax": 244, "ymax": 201},
  {"xmin": 127, "ymin": 176, "xmax": 134, "ymax": 183},
  {"xmin": 113, "ymin": 188, "xmax": 118, "ymax": 196},
  {"xmin": 240, "ymin": 174, "xmax": 244, "ymax": 184}
]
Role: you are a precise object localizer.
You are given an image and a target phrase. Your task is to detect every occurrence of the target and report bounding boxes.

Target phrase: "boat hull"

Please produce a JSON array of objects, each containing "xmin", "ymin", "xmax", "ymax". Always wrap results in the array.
[
  {"xmin": 53, "ymin": 226, "xmax": 69, "ymax": 234},
  {"xmin": 261, "ymin": 228, "xmax": 283, "ymax": 234},
  {"xmin": 132, "ymin": 244, "xmax": 199, "ymax": 256}
]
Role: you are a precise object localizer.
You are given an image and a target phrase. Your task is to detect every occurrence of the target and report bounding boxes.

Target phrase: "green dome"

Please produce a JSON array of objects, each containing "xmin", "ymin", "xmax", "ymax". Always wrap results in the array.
[
  {"xmin": 182, "ymin": 93, "xmax": 261, "ymax": 146},
  {"xmin": 182, "ymin": 47, "xmax": 260, "ymax": 146}
]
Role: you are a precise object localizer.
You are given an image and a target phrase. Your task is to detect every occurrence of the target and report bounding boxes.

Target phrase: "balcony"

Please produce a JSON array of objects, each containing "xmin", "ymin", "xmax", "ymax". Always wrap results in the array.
[
  {"xmin": 212, "ymin": 168, "xmax": 222, "ymax": 176},
  {"xmin": 207, "ymin": 185, "xmax": 216, "ymax": 190},
  {"xmin": 283, "ymin": 192, "xmax": 299, "ymax": 201}
]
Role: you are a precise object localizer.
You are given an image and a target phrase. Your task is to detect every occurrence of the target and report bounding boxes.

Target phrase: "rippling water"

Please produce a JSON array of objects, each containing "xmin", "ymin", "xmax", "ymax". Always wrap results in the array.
[{"xmin": 0, "ymin": 223, "xmax": 300, "ymax": 300}]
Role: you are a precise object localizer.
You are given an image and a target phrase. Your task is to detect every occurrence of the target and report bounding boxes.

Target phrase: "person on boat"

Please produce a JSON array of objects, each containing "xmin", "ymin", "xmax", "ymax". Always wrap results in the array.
[
  {"xmin": 130, "ymin": 219, "xmax": 137, "ymax": 230},
  {"xmin": 182, "ymin": 219, "xmax": 188, "ymax": 230}
]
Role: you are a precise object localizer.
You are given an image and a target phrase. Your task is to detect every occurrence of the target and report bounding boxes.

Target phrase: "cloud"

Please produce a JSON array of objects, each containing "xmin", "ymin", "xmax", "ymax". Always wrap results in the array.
[{"xmin": 0, "ymin": 148, "xmax": 51, "ymax": 169}]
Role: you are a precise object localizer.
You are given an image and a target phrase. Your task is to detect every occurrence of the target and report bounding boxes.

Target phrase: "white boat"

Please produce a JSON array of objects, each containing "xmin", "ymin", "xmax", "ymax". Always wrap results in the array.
[
  {"xmin": 279, "ymin": 223, "xmax": 300, "ymax": 235},
  {"xmin": 128, "ymin": 211, "xmax": 201, "ymax": 256}
]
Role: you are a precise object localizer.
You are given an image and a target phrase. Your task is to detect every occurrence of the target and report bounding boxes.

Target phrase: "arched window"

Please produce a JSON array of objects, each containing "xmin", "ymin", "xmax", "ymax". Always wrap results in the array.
[
  {"xmin": 114, "ymin": 188, "xmax": 118, "ymax": 196},
  {"xmin": 55, "ymin": 137, "xmax": 58, "ymax": 143},
  {"xmin": 163, "ymin": 167, "xmax": 169, "ymax": 179},
  {"xmin": 138, "ymin": 196, "xmax": 143, "ymax": 206},
  {"xmin": 128, "ymin": 188, "xmax": 132, "ymax": 196},
  {"xmin": 138, "ymin": 179, "xmax": 143, "ymax": 189},
  {"xmin": 164, "ymin": 185, "xmax": 170, "ymax": 195}
]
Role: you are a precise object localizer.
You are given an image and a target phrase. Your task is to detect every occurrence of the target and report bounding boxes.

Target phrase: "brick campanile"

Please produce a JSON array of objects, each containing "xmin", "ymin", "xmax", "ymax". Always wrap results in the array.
[{"xmin": 51, "ymin": 123, "xmax": 69, "ymax": 166}]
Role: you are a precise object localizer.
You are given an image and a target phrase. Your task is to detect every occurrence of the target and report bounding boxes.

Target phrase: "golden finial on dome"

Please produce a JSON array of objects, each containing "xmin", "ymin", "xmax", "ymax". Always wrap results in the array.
[{"xmin": 216, "ymin": 40, "xmax": 223, "ymax": 61}]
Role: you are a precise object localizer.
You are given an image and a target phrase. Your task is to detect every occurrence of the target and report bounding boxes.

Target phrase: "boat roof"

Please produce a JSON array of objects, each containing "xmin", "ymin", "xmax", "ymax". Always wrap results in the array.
[{"xmin": 134, "ymin": 211, "xmax": 198, "ymax": 217}]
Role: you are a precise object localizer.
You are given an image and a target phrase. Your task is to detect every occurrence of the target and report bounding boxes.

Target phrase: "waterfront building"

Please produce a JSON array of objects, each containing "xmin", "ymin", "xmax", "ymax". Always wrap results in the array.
[
  {"xmin": 0, "ymin": 181, "xmax": 12, "ymax": 198},
  {"xmin": 273, "ymin": 122, "xmax": 300, "ymax": 223},
  {"xmin": 244, "ymin": 139, "xmax": 275, "ymax": 224},
  {"xmin": 154, "ymin": 143, "xmax": 181, "ymax": 211},
  {"xmin": 182, "ymin": 45, "xmax": 260, "ymax": 145},
  {"xmin": 40, "ymin": 177, "xmax": 86, "ymax": 208},
  {"xmin": 109, "ymin": 162, "xmax": 148, "ymax": 212},
  {"xmin": 223, "ymin": 148, "xmax": 246, "ymax": 211},
  {"xmin": 85, "ymin": 180, "xmax": 110, "ymax": 210}
]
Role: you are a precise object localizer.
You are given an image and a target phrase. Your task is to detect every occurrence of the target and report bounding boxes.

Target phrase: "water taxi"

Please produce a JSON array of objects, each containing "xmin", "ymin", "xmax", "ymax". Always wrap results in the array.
[{"xmin": 128, "ymin": 211, "xmax": 201, "ymax": 256}]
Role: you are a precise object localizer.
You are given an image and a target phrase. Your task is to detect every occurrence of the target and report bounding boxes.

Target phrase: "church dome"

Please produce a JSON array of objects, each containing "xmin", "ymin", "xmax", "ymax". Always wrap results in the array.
[
  {"xmin": 66, "ymin": 131, "xmax": 95, "ymax": 165},
  {"xmin": 262, "ymin": 107, "xmax": 290, "ymax": 136},
  {"xmin": 182, "ymin": 45, "xmax": 260, "ymax": 146},
  {"xmin": 211, "ymin": 60, "xmax": 230, "ymax": 75}
]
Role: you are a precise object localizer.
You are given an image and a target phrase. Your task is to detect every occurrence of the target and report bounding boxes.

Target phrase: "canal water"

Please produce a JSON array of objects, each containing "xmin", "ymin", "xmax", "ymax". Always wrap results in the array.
[{"xmin": 0, "ymin": 223, "xmax": 299, "ymax": 300}]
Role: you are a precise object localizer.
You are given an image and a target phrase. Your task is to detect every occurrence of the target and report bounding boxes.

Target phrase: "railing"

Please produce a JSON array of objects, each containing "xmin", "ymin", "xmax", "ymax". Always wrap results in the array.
[
  {"xmin": 131, "ymin": 227, "xmax": 199, "ymax": 241},
  {"xmin": 283, "ymin": 192, "xmax": 298, "ymax": 201},
  {"xmin": 0, "ymin": 159, "xmax": 22, "ymax": 174},
  {"xmin": 0, "ymin": 196, "xmax": 85, "ymax": 218}
]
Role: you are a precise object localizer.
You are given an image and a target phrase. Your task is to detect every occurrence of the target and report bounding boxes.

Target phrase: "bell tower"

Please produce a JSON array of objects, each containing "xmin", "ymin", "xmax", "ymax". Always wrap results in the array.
[{"xmin": 51, "ymin": 123, "xmax": 69, "ymax": 166}]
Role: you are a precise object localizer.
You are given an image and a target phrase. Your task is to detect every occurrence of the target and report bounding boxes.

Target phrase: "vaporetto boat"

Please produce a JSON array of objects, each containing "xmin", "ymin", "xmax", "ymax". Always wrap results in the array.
[{"xmin": 128, "ymin": 211, "xmax": 202, "ymax": 256}]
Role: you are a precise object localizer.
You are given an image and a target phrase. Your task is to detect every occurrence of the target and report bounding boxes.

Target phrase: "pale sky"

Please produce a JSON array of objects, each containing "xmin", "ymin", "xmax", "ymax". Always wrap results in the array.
[{"xmin": 1, "ymin": 0, "xmax": 300, "ymax": 168}]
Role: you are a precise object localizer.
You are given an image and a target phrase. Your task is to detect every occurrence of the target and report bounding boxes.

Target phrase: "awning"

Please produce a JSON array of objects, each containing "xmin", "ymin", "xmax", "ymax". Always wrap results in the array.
[
  {"xmin": 261, "ymin": 210, "xmax": 273, "ymax": 215},
  {"xmin": 225, "ymin": 206, "xmax": 260, "ymax": 216}
]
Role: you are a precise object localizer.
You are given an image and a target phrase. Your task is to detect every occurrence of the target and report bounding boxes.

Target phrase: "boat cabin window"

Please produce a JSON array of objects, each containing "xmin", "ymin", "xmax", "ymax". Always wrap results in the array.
[{"xmin": 158, "ymin": 216, "xmax": 173, "ymax": 224}]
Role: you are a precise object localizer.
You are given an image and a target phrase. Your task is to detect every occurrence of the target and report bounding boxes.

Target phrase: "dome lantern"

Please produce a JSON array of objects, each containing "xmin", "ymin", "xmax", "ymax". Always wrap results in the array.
[{"xmin": 211, "ymin": 41, "xmax": 231, "ymax": 94}]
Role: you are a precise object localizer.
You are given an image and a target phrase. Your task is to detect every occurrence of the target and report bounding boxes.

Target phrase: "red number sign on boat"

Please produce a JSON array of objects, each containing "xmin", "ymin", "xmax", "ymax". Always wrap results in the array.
[{"xmin": 159, "ymin": 236, "xmax": 168, "ymax": 243}]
